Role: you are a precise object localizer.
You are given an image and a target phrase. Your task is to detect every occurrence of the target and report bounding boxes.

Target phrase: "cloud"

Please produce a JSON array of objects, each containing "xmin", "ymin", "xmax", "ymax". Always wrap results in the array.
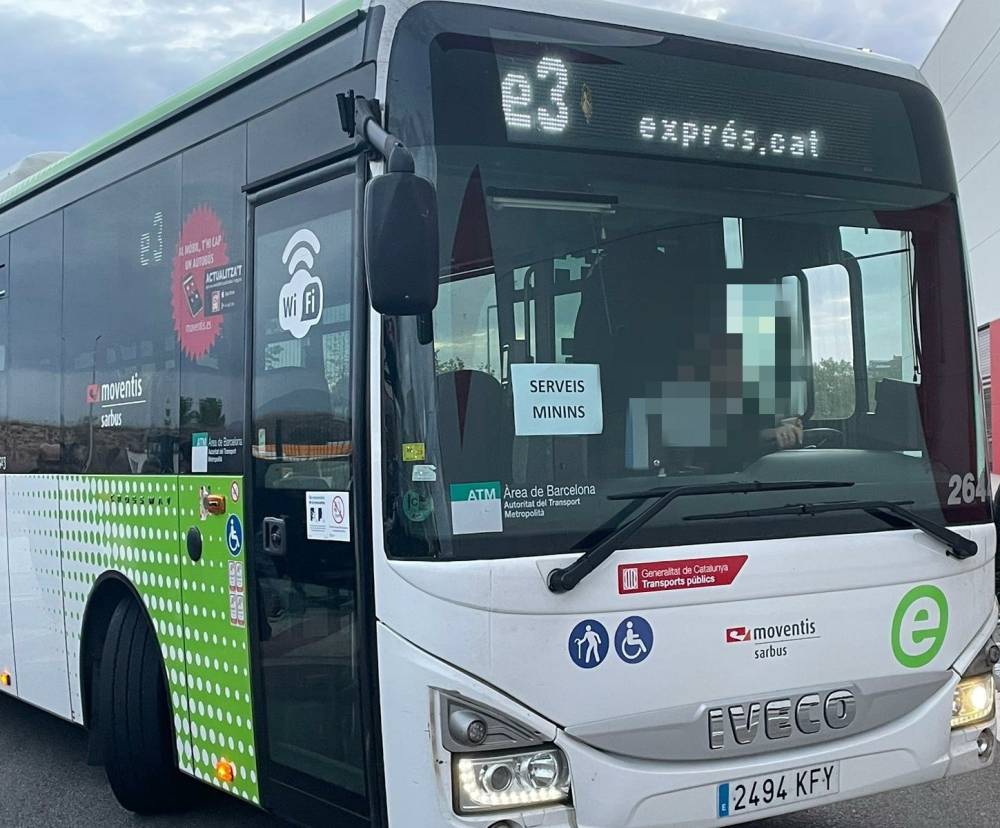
[
  {"xmin": 0, "ymin": 0, "xmax": 301, "ymax": 54},
  {"xmin": 0, "ymin": 0, "xmax": 327, "ymax": 169}
]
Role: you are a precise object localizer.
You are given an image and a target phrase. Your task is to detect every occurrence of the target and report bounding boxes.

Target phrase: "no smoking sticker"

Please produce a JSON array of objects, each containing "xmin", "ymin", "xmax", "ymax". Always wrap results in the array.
[{"xmin": 305, "ymin": 490, "xmax": 351, "ymax": 542}]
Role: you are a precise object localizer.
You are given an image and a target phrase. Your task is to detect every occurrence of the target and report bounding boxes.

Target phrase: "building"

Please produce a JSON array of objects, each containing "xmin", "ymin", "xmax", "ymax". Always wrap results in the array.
[{"xmin": 923, "ymin": 0, "xmax": 1000, "ymax": 465}]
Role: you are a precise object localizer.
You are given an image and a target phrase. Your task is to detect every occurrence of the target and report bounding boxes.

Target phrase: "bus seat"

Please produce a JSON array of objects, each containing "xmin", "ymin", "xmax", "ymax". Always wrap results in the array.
[
  {"xmin": 435, "ymin": 369, "xmax": 512, "ymax": 484},
  {"xmin": 864, "ymin": 378, "xmax": 922, "ymax": 451},
  {"xmin": 573, "ymin": 233, "xmax": 715, "ymax": 471},
  {"xmin": 256, "ymin": 365, "xmax": 333, "ymax": 419}
]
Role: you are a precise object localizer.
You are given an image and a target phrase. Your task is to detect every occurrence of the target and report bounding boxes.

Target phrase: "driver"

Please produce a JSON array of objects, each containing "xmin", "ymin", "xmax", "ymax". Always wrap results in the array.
[
  {"xmin": 573, "ymin": 226, "xmax": 804, "ymax": 474},
  {"xmin": 770, "ymin": 417, "xmax": 804, "ymax": 449},
  {"xmin": 672, "ymin": 330, "xmax": 804, "ymax": 467}
]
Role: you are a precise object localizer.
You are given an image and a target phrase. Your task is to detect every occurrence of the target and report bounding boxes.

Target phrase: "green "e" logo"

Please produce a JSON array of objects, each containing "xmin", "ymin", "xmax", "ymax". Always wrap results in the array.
[{"xmin": 891, "ymin": 585, "xmax": 948, "ymax": 668}]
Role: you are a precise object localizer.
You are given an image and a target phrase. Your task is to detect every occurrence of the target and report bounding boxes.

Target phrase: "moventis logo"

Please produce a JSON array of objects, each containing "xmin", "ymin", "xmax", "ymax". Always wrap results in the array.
[
  {"xmin": 85, "ymin": 372, "xmax": 144, "ymax": 405},
  {"xmin": 725, "ymin": 626, "xmax": 750, "ymax": 643},
  {"xmin": 725, "ymin": 618, "xmax": 816, "ymax": 644},
  {"xmin": 85, "ymin": 372, "xmax": 146, "ymax": 428},
  {"xmin": 724, "ymin": 617, "xmax": 818, "ymax": 661}
]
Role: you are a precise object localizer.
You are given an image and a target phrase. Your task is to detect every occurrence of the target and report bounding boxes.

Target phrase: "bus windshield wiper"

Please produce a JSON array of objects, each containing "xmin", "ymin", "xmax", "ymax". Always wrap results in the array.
[
  {"xmin": 684, "ymin": 500, "xmax": 977, "ymax": 560},
  {"xmin": 546, "ymin": 480, "xmax": 854, "ymax": 593}
]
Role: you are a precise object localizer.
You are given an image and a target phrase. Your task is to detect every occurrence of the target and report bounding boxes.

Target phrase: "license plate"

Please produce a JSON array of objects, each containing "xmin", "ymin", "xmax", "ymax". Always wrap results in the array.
[{"xmin": 717, "ymin": 761, "xmax": 839, "ymax": 818}]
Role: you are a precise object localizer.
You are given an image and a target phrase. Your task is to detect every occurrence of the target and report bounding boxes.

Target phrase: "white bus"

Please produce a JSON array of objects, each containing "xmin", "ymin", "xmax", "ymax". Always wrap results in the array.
[{"xmin": 0, "ymin": 1, "xmax": 996, "ymax": 826}]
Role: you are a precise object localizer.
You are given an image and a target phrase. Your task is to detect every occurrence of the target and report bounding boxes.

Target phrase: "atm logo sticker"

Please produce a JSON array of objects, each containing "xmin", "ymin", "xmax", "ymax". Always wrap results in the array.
[{"xmin": 618, "ymin": 555, "xmax": 747, "ymax": 595}]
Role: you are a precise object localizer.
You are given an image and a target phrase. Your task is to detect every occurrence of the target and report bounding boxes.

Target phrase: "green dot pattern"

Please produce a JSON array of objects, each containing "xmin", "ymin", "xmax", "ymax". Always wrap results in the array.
[{"xmin": 18, "ymin": 473, "xmax": 260, "ymax": 805}]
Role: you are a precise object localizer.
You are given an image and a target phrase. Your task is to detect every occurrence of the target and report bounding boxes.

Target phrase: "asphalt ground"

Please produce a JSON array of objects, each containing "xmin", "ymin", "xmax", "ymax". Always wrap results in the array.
[{"xmin": 0, "ymin": 690, "xmax": 995, "ymax": 827}]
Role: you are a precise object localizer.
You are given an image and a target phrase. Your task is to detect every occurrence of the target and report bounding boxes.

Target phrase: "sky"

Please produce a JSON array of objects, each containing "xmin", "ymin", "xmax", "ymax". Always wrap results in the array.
[{"xmin": 0, "ymin": 0, "xmax": 961, "ymax": 173}]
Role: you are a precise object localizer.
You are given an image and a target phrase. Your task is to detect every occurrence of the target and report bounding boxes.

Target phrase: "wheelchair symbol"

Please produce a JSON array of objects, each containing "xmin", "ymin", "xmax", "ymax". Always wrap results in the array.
[
  {"xmin": 615, "ymin": 616, "xmax": 653, "ymax": 664},
  {"xmin": 226, "ymin": 514, "xmax": 243, "ymax": 557}
]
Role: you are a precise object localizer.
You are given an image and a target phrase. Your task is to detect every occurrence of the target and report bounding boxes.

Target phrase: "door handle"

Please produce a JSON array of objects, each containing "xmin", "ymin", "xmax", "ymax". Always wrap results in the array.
[
  {"xmin": 263, "ymin": 517, "xmax": 286, "ymax": 556},
  {"xmin": 186, "ymin": 526, "xmax": 203, "ymax": 562}
]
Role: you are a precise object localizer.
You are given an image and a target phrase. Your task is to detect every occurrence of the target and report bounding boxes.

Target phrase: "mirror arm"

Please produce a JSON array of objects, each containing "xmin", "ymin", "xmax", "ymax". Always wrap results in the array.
[{"xmin": 338, "ymin": 90, "xmax": 415, "ymax": 174}]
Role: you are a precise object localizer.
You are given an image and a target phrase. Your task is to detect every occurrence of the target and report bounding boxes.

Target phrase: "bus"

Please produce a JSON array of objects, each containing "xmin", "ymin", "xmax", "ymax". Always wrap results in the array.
[{"xmin": 0, "ymin": 0, "xmax": 996, "ymax": 825}]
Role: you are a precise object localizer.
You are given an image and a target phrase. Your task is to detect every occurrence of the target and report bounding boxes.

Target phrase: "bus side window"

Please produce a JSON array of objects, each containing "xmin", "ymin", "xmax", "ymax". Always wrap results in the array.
[
  {"xmin": 434, "ymin": 271, "xmax": 501, "ymax": 378},
  {"xmin": 802, "ymin": 263, "xmax": 856, "ymax": 420}
]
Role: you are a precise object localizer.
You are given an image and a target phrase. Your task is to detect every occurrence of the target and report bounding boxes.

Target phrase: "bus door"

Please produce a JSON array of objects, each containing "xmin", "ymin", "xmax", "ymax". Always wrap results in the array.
[{"xmin": 247, "ymin": 169, "xmax": 370, "ymax": 824}]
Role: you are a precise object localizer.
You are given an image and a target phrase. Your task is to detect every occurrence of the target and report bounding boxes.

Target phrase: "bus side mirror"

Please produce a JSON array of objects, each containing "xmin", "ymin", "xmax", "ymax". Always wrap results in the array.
[{"xmin": 364, "ymin": 172, "xmax": 439, "ymax": 316}]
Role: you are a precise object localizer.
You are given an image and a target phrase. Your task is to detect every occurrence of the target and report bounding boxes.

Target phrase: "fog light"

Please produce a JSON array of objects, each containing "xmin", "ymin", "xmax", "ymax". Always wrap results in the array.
[
  {"xmin": 448, "ymin": 709, "xmax": 490, "ymax": 747},
  {"xmin": 454, "ymin": 747, "xmax": 571, "ymax": 814},
  {"xmin": 467, "ymin": 718, "xmax": 489, "ymax": 745},
  {"xmin": 977, "ymin": 729, "xmax": 995, "ymax": 760},
  {"xmin": 952, "ymin": 674, "xmax": 995, "ymax": 728}
]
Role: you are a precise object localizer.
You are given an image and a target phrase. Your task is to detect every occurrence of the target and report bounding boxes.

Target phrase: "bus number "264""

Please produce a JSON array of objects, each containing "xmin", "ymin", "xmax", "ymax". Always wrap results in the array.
[{"xmin": 947, "ymin": 473, "xmax": 988, "ymax": 506}]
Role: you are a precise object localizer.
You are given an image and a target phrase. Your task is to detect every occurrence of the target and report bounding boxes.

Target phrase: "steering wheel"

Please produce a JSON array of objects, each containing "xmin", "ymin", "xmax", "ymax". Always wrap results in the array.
[{"xmin": 801, "ymin": 428, "xmax": 845, "ymax": 449}]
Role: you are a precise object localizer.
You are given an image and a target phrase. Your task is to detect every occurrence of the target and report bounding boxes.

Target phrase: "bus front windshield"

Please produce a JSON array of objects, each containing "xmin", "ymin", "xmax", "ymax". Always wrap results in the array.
[{"xmin": 382, "ymin": 3, "xmax": 989, "ymax": 560}]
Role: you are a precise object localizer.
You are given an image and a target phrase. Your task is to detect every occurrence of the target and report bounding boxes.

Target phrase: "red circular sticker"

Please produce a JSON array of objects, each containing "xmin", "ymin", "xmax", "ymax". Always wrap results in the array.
[{"xmin": 172, "ymin": 206, "xmax": 228, "ymax": 360}]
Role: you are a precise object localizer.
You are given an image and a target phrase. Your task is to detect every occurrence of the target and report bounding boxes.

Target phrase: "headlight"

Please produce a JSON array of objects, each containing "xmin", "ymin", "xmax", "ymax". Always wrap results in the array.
[
  {"xmin": 952, "ymin": 673, "xmax": 996, "ymax": 728},
  {"xmin": 453, "ymin": 747, "xmax": 572, "ymax": 814}
]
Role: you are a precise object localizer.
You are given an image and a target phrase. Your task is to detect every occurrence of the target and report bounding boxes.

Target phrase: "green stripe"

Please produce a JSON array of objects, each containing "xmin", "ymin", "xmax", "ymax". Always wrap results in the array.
[
  {"xmin": 0, "ymin": 0, "xmax": 366, "ymax": 212},
  {"xmin": 450, "ymin": 482, "xmax": 502, "ymax": 502}
]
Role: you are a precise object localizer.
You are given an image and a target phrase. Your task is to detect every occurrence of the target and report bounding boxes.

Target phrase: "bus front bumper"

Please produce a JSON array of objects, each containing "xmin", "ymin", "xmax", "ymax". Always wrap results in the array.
[
  {"xmin": 559, "ymin": 692, "xmax": 994, "ymax": 828},
  {"xmin": 378, "ymin": 624, "xmax": 995, "ymax": 828}
]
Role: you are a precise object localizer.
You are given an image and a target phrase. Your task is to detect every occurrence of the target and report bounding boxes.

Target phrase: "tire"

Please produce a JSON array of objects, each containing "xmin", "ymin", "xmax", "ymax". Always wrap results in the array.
[{"xmin": 96, "ymin": 597, "xmax": 190, "ymax": 813}]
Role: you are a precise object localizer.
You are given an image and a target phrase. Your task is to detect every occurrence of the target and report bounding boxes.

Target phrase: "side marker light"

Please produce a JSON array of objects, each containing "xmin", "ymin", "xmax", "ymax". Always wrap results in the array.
[{"xmin": 215, "ymin": 759, "xmax": 235, "ymax": 783}]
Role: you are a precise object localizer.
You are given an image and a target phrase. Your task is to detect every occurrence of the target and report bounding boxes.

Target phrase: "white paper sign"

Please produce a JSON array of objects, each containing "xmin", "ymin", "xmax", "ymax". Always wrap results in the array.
[
  {"xmin": 306, "ymin": 491, "xmax": 351, "ymax": 542},
  {"xmin": 511, "ymin": 363, "xmax": 603, "ymax": 436}
]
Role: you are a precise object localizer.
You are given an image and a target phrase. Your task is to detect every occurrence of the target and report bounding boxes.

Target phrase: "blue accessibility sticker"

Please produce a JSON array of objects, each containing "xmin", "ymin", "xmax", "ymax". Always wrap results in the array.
[
  {"xmin": 568, "ymin": 619, "xmax": 609, "ymax": 669},
  {"xmin": 226, "ymin": 514, "xmax": 244, "ymax": 557},
  {"xmin": 615, "ymin": 616, "xmax": 654, "ymax": 664}
]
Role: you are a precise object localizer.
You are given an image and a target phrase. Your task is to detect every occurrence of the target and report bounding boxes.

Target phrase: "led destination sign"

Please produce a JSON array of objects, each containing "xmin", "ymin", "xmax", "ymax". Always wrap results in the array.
[{"xmin": 491, "ymin": 48, "xmax": 919, "ymax": 182}]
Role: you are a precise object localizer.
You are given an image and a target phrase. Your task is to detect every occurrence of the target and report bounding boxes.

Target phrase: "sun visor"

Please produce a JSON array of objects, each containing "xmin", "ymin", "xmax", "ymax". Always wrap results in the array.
[{"xmin": 739, "ymin": 219, "xmax": 844, "ymax": 280}]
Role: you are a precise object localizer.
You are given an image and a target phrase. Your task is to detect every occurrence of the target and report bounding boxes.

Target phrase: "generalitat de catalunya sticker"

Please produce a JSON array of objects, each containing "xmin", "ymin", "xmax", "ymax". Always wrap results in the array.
[{"xmin": 618, "ymin": 555, "xmax": 748, "ymax": 595}]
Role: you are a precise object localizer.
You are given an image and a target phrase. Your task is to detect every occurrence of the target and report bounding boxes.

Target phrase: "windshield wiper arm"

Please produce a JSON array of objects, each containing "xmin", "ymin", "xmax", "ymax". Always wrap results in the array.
[
  {"xmin": 547, "ymin": 480, "xmax": 854, "ymax": 593},
  {"xmin": 685, "ymin": 500, "xmax": 977, "ymax": 560}
]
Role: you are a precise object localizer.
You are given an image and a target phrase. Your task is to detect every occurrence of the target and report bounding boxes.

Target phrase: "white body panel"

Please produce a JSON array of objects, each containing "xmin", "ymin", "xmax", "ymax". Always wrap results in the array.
[
  {"xmin": 379, "ymin": 614, "xmax": 995, "ymax": 828},
  {"xmin": 377, "ymin": 526, "xmax": 995, "ymax": 726},
  {"xmin": 6, "ymin": 475, "xmax": 71, "ymax": 718},
  {"xmin": 374, "ymin": 523, "xmax": 997, "ymax": 826}
]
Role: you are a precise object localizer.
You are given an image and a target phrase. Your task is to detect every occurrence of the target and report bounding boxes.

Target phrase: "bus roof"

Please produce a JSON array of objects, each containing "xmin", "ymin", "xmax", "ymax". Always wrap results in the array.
[
  {"xmin": 374, "ymin": 0, "xmax": 926, "ymax": 90},
  {"xmin": 1, "ymin": 0, "xmax": 927, "ymax": 215}
]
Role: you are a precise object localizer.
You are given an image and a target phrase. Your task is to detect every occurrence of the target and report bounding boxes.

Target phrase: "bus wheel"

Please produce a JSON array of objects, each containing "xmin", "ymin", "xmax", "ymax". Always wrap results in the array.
[{"xmin": 96, "ymin": 597, "xmax": 190, "ymax": 813}]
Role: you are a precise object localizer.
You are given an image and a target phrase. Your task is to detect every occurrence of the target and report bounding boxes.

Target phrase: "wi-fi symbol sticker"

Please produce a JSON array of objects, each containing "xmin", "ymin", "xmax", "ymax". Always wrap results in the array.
[
  {"xmin": 278, "ymin": 228, "xmax": 324, "ymax": 340},
  {"xmin": 282, "ymin": 228, "xmax": 321, "ymax": 274}
]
